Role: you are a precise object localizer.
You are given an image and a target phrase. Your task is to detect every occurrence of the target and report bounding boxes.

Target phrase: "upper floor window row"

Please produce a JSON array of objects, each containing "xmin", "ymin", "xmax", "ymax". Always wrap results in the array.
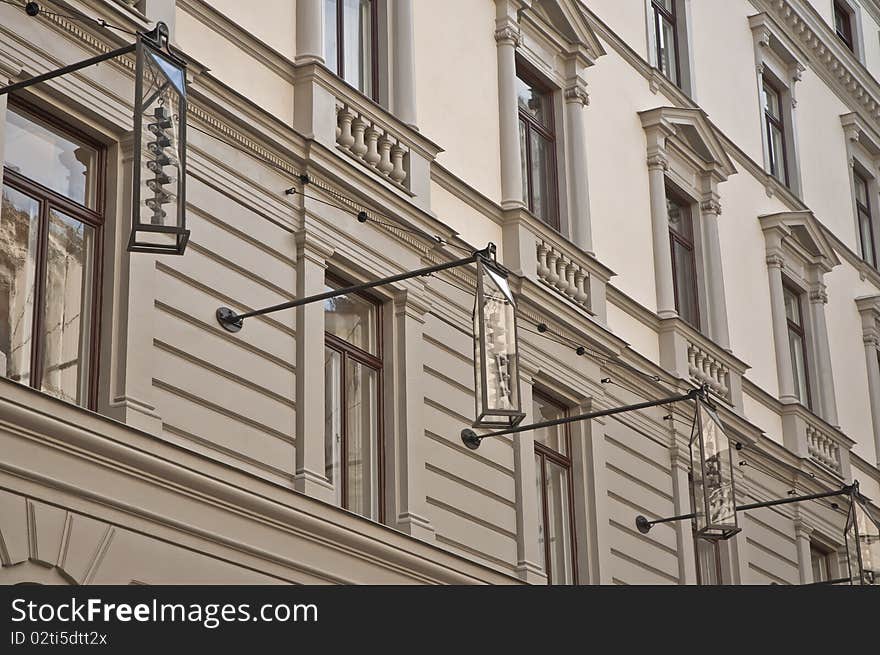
[
  {"xmin": 648, "ymin": 0, "xmax": 693, "ymax": 96},
  {"xmin": 516, "ymin": 67, "xmax": 559, "ymax": 230}
]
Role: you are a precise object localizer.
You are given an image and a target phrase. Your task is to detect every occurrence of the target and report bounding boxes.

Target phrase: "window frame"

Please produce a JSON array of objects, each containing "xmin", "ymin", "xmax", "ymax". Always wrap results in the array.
[
  {"xmin": 834, "ymin": 0, "xmax": 855, "ymax": 52},
  {"xmin": 1, "ymin": 100, "xmax": 105, "ymax": 411},
  {"xmin": 516, "ymin": 63, "xmax": 560, "ymax": 231},
  {"xmin": 532, "ymin": 390, "xmax": 578, "ymax": 585},
  {"xmin": 323, "ymin": 272, "xmax": 385, "ymax": 523},
  {"xmin": 652, "ymin": 0, "xmax": 682, "ymax": 87},
  {"xmin": 666, "ymin": 188, "xmax": 701, "ymax": 330},
  {"xmin": 762, "ymin": 75, "xmax": 790, "ymax": 188},
  {"xmin": 327, "ymin": 0, "xmax": 380, "ymax": 102},
  {"xmin": 783, "ymin": 281, "xmax": 813, "ymax": 411},
  {"xmin": 853, "ymin": 167, "xmax": 877, "ymax": 268}
]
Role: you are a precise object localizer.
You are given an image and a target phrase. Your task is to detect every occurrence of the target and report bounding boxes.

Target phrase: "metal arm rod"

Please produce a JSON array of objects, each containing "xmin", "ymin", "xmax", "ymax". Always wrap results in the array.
[
  {"xmin": 461, "ymin": 389, "xmax": 701, "ymax": 449},
  {"xmin": 638, "ymin": 485, "xmax": 855, "ymax": 530},
  {"xmin": 0, "ymin": 43, "xmax": 136, "ymax": 97},
  {"xmin": 216, "ymin": 248, "xmax": 491, "ymax": 332}
]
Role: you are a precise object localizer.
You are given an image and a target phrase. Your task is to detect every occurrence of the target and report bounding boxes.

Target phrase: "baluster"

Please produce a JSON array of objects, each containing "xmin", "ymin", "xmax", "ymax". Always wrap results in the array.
[
  {"xmin": 546, "ymin": 249, "xmax": 560, "ymax": 287},
  {"xmin": 555, "ymin": 256, "xmax": 570, "ymax": 292},
  {"xmin": 351, "ymin": 116, "xmax": 368, "ymax": 157},
  {"xmin": 536, "ymin": 242, "xmax": 550, "ymax": 280},
  {"xmin": 574, "ymin": 270, "xmax": 588, "ymax": 304},
  {"xmin": 390, "ymin": 144, "xmax": 407, "ymax": 184},
  {"xmin": 565, "ymin": 262, "xmax": 577, "ymax": 298},
  {"xmin": 364, "ymin": 126, "xmax": 381, "ymax": 167},
  {"xmin": 338, "ymin": 106, "xmax": 355, "ymax": 148},
  {"xmin": 377, "ymin": 134, "xmax": 394, "ymax": 175}
]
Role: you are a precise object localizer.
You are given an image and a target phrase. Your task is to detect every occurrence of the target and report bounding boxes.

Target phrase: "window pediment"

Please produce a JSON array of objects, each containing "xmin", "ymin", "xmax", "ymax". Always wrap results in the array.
[
  {"xmin": 522, "ymin": 0, "xmax": 606, "ymax": 64},
  {"xmin": 759, "ymin": 211, "xmax": 841, "ymax": 273},
  {"xmin": 640, "ymin": 107, "xmax": 737, "ymax": 181},
  {"xmin": 841, "ymin": 112, "xmax": 880, "ymax": 160}
]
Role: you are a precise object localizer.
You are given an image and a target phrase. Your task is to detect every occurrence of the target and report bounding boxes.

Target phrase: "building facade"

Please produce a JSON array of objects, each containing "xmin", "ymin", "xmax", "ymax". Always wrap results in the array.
[{"xmin": 0, "ymin": 0, "xmax": 878, "ymax": 585}]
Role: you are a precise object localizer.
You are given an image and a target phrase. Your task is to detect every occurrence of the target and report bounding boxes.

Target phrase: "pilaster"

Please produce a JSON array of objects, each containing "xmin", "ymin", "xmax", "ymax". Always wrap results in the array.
[
  {"xmin": 807, "ymin": 283, "xmax": 838, "ymax": 427},
  {"xmin": 669, "ymin": 442, "xmax": 697, "ymax": 585},
  {"xmin": 563, "ymin": 76, "xmax": 592, "ymax": 254},
  {"xmin": 765, "ymin": 252, "xmax": 798, "ymax": 403},
  {"xmin": 699, "ymin": 196, "xmax": 731, "ymax": 350},
  {"xmin": 295, "ymin": 0, "xmax": 325, "ymax": 65},
  {"xmin": 391, "ymin": 0, "xmax": 417, "ymax": 128},
  {"xmin": 495, "ymin": 0, "xmax": 526, "ymax": 210}
]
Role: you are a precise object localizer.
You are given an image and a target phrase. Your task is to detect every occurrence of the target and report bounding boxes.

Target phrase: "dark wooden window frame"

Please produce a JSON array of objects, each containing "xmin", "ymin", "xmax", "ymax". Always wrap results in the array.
[
  {"xmin": 1, "ymin": 99, "xmax": 105, "ymax": 411},
  {"xmin": 516, "ymin": 63, "xmax": 560, "ymax": 231},
  {"xmin": 834, "ymin": 1, "xmax": 855, "ymax": 52},
  {"xmin": 854, "ymin": 168, "xmax": 877, "ymax": 267},
  {"xmin": 667, "ymin": 187, "xmax": 701, "ymax": 330},
  {"xmin": 324, "ymin": 273, "xmax": 385, "ymax": 523},
  {"xmin": 762, "ymin": 75, "xmax": 790, "ymax": 187},
  {"xmin": 532, "ymin": 390, "xmax": 578, "ymax": 585},
  {"xmin": 330, "ymin": 0, "xmax": 380, "ymax": 102},
  {"xmin": 652, "ymin": 0, "xmax": 682, "ymax": 87},
  {"xmin": 783, "ymin": 280, "xmax": 813, "ymax": 411}
]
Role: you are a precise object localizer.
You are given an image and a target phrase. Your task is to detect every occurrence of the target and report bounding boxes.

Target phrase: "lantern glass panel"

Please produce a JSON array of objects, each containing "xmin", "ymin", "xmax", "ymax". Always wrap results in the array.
[
  {"xmin": 472, "ymin": 259, "xmax": 524, "ymax": 427},
  {"xmin": 846, "ymin": 496, "xmax": 880, "ymax": 585},
  {"xmin": 131, "ymin": 37, "xmax": 188, "ymax": 253},
  {"xmin": 690, "ymin": 401, "xmax": 737, "ymax": 538}
]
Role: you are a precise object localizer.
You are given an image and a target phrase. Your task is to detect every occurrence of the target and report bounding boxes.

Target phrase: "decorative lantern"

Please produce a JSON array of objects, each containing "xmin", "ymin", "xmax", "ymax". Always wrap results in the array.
[
  {"xmin": 845, "ymin": 484, "xmax": 880, "ymax": 585},
  {"xmin": 128, "ymin": 22, "xmax": 189, "ymax": 255},
  {"xmin": 472, "ymin": 255, "xmax": 525, "ymax": 429},
  {"xmin": 689, "ymin": 399, "xmax": 740, "ymax": 540}
]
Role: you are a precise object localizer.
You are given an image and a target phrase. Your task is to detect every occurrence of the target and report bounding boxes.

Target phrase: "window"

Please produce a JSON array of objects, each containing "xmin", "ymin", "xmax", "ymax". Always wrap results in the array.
[
  {"xmin": 0, "ymin": 104, "xmax": 103, "ymax": 409},
  {"xmin": 695, "ymin": 534, "xmax": 723, "ymax": 585},
  {"xmin": 652, "ymin": 0, "xmax": 681, "ymax": 86},
  {"xmin": 811, "ymin": 543, "xmax": 834, "ymax": 582},
  {"xmin": 516, "ymin": 67, "xmax": 558, "ymax": 229},
  {"xmin": 324, "ymin": 277, "xmax": 383, "ymax": 520},
  {"xmin": 324, "ymin": 0, "xmax": 378, "ymax": 100},
  {"xmin": 762, "ymin": 76, "xmax": 789, "ymax": 187},
  {"xmin": 532, "ymin": 392, "xmax": 576, "ymax": 584},
  {"xmin": 854, "ymin": 170, "xmax": 876, "ymax": 268},
  {"xmin": 783, "ymin": 283, "xmax": 812, "ymax": 409},
  {"xmin": 667, "ymin": 190, "xmax": 700, "ymax": 328},
  {"xmin": 834, "ymin": 1, "xmax": 855, "ymax": 52}
]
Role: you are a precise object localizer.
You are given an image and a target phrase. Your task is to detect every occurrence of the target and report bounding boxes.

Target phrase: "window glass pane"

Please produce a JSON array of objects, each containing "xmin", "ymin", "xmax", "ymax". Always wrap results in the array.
[
  {"xmin": 855, "ymin": 172, "xmax": 868, "ymax": 206},
  {"xmin": 323, "ymin": 0, "xmax": 338, "ymax": 74},
  {"xmin": 696, "ymin": 537, "xmax": 721, "ymax": 585},
  {"xmin": 39, "ymin": 210, "xmax": 94, "ymax": 405},
  {"xmin": 656, "ymin": 15, "xmax": 678, "ymax": 84},
  {"xmin": 783, "ymin": 287, "xmax": 801, "ymax": 325},
  {"xmin": 519, "ymin": 120, "xmax": 529, "ymax": 207},
  {"xmin": 324, "ymin": 283, "xmax": 377, "ymax": 354},
  {"xmin": 533, "ymin": 394, "xmax": 567, "ymax": 455},
  {"xmin": 656, "ymin": 0, "xmax": 674, "ymax": 12},
  {"xmin": 672, "ymin": 238, "xmax": 699, "ymax": 328},
  {"xmin": 529, "ymin": 131, "xmax": 555, "ymax": 225},
  {"xmin": 534, "ymin": 453, "xmax": 546, "ymax": 571},
  {"xmin": 768, "ymin": 124, "xmax": 786, "ymax": 183},
  {"xmin": 667, "ymin": 195, "xmax": 693, "ymax": 240},
  {"xmin": 860, "ymin": 212, "xmax": 876, "ymax": 267},
  {"xmin": 324, "ymin": 347, "xmax": 343, "ymax": 505},
  {"xmin": 0, "ymin": 186, "xmax": 39, "ymax": 388},
  {"xmin": 515, "ymin": 75, "xmax": 551, "ymax": 128},
  {"xmin": 811, "ymin": 546, "xmax": 829, "ymax": 582},
  {"xmin": 762, "ymin": 82, "xmax": 780, "ymax": 119},
  {"xmin": 789, "ymin": 329, "xmax": 809, "ymax": 404},
  {"xmin": 4, "ymin": 109, "xmax": 97, "ymax": 208},
  {"xmin": 544, "ymin": 460, "xmax": 574, "ymax": 584},
  {"xmin": 345, "ymin": 358, "xmax": 378, "ymax": 520},
  {"xmin": 341, "ymin": 0, "xmax": 373, "ymax": 97}
]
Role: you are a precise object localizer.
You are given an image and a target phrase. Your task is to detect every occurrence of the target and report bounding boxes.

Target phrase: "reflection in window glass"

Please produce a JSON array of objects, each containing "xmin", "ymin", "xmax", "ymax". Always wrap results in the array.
[
  {"xmin": 323, "ymin": 0, "xmax": 376, "ymax": 98},
  {"xmin": 517, "ymin": 70, "xmax": 558, "ymax": 229},
  {"xmin": 345, "ymin": 358, "xmax": 378, "ymax": 519},
  {"xmin": 0, "ymin": 186, "xmax": 39, "ymax": 388},
  {"xmin": 40, "ymin": 210, "xmax": 94, "ymax": 405},
  {"xmin": 784, "ymin": 285, "xmax": 810, "ymax": 408},
  {"xmin": 3, "ymin": 109, "xmax": 97, "ymax": 208},
  {"xmin": 324, "ymin": 284, "xmax": 377, "ymax": 355}
]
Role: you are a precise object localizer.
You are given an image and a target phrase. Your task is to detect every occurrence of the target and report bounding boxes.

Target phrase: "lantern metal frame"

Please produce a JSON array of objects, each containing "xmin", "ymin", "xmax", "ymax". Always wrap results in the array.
[
  {"xmin": 844, "ymin": 482, "xmax": 880, "ymax": 585},
  {"xmin": 689, "ymin": 398, "xmax": 740, "ymax": 540},
  {"xmin": 471, "ymin": 255, "xmax": 526, "ymax": 429},
  {"xmin": 128, "ymin": 22, "xmax": 190, "ymax": 255}
]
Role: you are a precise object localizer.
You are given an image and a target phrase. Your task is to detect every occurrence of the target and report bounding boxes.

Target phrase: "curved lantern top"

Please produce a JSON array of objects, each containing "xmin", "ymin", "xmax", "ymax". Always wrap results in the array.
[
  {"xmin": 472, "ymin": 254, "xmax": 526, "ymax": 429},
  {"xmin": 128, "ymin": 22, "xmax": 190, "ymax": 256}
]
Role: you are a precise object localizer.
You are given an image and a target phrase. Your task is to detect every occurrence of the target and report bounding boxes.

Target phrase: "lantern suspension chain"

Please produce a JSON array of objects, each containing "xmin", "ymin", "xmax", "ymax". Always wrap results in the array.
[
  {"xmin": 634, "ymin": 484, "xmax": 857, "ymax": 535},
  {"xmin": 460, "ymin": 387, "xmax": 704, "ymax": 450},
  {"xmin": 215, "ymin": 245, "xmax": 498, "ymax": 333}
]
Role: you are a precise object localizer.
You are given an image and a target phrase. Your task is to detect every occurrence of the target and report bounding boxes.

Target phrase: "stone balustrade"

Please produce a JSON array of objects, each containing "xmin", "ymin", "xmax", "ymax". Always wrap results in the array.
[
  {"xmin": 336, "ymin": 102, "xmax": 409, "ymax": 188},
  {"xmin": 536, "ymin": 240, "xmax": 590, "ymax": 309},
  {"xmin": 806, "ymin": 423, "xmax": 842, "ymax": 475},
  {"xmin": 686, "ymin": 339, "xmax": 731, "ymax": 400}
]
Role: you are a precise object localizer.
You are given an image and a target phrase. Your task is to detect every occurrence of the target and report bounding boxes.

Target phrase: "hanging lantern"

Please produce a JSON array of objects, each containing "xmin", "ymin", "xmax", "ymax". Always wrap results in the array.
[
  {"xmin": 690, "ymin": 399, "xmax": 740, "ymax": 540},
  {"xmin": 845, "ymin": 484, "xmax": 880, "ymax": 585},
  {"xmin": 472, "ymin": 255, "xmax": 525, "ymax": 429},
  {"xmin": 128, "ymin": 22, "xmax": 189, "ymax": 255}
]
